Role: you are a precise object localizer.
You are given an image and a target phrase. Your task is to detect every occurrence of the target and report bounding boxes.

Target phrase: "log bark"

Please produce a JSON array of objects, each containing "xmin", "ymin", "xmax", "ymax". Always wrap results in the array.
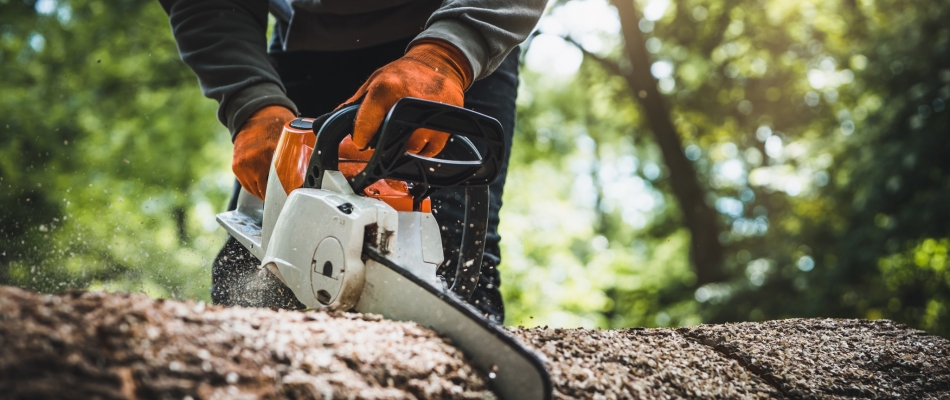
[
  {"xmin": 0, "ymin": 286, "xmax": 492, "ymax": 400},
  {"xmin": 2, "ymin": 286, "xmax": 949, "ymax": 399},
  {"xmin": 610, "ymin": 0, "xmax": 725, "ymax": 284}
]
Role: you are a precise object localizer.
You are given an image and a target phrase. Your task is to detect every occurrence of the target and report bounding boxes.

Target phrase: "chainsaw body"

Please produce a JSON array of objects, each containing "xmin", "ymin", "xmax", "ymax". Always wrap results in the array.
[
  {"xmin": 216, "ymin": 98, "xmax": 551, "ymax": 400},
  {"xmin": 259, "ymin": 169, "xmax": 446, "ymax": 310}
]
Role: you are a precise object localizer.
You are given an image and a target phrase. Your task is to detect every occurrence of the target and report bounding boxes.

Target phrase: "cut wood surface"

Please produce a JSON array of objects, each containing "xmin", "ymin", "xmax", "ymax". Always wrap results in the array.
[{"xmin": 2, "ymin": 285, "xmax": 948, "ymax": 399}]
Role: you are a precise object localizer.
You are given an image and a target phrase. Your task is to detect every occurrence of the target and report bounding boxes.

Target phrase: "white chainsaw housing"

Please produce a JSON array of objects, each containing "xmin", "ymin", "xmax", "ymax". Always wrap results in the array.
[{"xmin": 218, "ymin": 167, "xmax": 445, "ymax": 311}]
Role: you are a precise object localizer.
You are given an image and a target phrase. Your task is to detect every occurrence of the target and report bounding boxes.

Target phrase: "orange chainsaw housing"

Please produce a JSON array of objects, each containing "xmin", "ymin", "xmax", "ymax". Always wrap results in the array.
[{"xmin": 271, "ymin": 119, "xmax": 431, "ymax": 213}]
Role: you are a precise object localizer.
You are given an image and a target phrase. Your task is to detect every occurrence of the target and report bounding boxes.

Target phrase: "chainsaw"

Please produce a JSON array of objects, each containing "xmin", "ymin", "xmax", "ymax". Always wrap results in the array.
[{"xmin": 216, "ymin": 98, "xmax": 551, "ymax": 400}]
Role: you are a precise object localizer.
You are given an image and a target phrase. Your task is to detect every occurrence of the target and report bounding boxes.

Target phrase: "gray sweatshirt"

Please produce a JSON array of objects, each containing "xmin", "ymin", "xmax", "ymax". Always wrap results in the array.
[{"xmin": 158, "ymin": 0, "xmax": 545, "ymax": 138}]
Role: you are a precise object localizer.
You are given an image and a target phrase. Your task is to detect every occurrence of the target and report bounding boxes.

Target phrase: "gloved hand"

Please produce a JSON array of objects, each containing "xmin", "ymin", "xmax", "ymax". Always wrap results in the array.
[
  {"xmin": 232, "ymin": 105, "xmax": 296, "ymax": 200},
  {"xmin": 342, "ymin": 40, "xmax": 474, "ymax": 157}
]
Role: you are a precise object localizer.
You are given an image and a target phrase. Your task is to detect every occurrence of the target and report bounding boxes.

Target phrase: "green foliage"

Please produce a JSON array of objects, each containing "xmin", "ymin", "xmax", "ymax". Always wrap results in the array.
[
  {"xmin": 687, "ymin": 0, "xmax": 950, "ymax": 335},
  {"xmin": 499, "ymin": 63, "xmax": 703, "ymax": 328},
  {"xmin": 503, "ymin": 0, "xmax": 950, "ymax": 338},
  {"xmin": 0, "ymin": 0, "xmax": 231, "ymax": 299}
]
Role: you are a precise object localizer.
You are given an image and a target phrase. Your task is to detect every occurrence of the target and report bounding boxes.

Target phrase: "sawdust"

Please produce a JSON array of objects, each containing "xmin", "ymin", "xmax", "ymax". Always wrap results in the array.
[
  {"xmin": 212, "ymin": 237, "xmax": 305, "ymax": 310},
  {"xmin": 510, "ymin": 327, "xmax": 778, "ymax": 399},
  {"xmin": 680, "ymin": 319, "xmax": 950, "ymax": 398},
  {"xmin": 3, "ymin": 285, "xmax": 950, "ymax": 399},
  {"xmin": 237, "ymin": 267, "xmax": 297, "ymax": 309},
  {"xmin": 510, "ymin": 321, "xmax": 950, "ymax": 399}
]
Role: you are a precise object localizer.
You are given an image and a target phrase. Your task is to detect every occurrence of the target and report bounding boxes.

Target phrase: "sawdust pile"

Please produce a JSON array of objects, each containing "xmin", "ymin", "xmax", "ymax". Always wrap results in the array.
[
  {"xmin": 681, "ymin": 320, "xmax": 950, "ymax": 398},
  {"xmin": 3, "ymin": 285, "xmax": 950, "ymax": 399},
  {"xmin": 0, "ymin": 286, "xmax": 493, "ymax": 400},
  {"xmin": 512, "ymin": 320, "xmax": 950, "ymax": 399},
  {"xmin": 511, "ymin": 327, "xmax": 778, "ymax": 398}
]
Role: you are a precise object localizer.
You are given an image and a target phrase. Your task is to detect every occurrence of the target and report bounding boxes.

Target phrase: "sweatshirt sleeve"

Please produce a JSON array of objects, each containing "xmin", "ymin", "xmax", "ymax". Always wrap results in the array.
[
  {"xmin": 159, "ymin": 0, "xmax": 298, "ymax": 139},
  {"xmin": 411, "ymin": 0, "xmax": 546, "ymax": 81}
]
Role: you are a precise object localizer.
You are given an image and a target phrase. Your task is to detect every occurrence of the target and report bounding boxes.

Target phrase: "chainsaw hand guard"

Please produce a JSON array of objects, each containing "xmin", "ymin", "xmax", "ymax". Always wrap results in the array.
[{"xmin": 306, "ymin": 98, "xmax": 505, "ymax": 202}]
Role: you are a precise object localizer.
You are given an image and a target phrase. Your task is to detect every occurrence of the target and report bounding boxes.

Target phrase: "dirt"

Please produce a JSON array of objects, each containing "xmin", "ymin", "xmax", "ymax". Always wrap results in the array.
[{"xmin": 2, "ymin": 285, "xmax": 949, "ymax": 399}]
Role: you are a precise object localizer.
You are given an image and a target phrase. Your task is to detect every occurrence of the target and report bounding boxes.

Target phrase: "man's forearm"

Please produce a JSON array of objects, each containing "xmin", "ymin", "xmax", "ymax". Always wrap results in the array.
[
  {"xmin": 160, "ymin": 0, "xmax": 297, "ymax": 138},
  {"xmin": 414, "ymin": 0, "xmax": 546, "ymax": 81}
]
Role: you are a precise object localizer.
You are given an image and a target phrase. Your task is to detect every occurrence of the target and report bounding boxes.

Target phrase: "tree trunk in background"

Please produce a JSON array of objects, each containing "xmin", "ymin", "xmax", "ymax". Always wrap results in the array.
[
  {"xmin": 174, "ymin": 207, "xmax": 188, "ymax": 244},
  {"xmin": 611, "ymin": 0, "xmax": 725, "ymax": 284}
]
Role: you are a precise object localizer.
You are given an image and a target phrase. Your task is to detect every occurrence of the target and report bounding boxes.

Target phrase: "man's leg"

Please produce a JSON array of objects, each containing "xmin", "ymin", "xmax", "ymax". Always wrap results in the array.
[{"xmin": 430, "ymin": 49, "xmax": 521, "ymax": 324}]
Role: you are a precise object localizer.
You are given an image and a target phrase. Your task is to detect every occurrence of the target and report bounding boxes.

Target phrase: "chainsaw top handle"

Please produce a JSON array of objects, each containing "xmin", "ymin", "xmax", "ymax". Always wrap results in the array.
[{"xmin": 303, "ymin": 97, "xmax": 505, "ymax": 207}]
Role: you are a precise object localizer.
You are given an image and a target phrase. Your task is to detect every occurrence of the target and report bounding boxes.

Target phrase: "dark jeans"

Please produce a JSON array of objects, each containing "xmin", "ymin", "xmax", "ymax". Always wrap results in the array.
[{"xmin": 212, "ymin": 37, "xmax": 520, "ymax": 324}]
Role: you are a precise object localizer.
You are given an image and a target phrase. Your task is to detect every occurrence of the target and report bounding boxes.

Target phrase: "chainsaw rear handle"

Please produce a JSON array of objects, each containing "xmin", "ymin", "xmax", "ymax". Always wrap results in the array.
[{"xmin": 305, "ymin": 98, "xmax": 505, "ymax": 200}]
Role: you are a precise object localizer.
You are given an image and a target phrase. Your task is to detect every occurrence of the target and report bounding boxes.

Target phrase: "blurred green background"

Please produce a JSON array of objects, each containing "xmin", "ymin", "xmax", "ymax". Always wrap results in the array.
[{"xmin": 2, "ymin": 0, "xmax": 949, "ymax": 338}]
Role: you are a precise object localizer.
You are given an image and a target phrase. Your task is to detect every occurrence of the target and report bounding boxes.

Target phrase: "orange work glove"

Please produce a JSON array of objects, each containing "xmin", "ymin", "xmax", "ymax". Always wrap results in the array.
[
  {"xmin": 232, "ymin": 105, "xmax": 296, "ymax": 200},
  {"xmin": 342, "ymin": 40, "xmax": 474, "ymax": 157}
]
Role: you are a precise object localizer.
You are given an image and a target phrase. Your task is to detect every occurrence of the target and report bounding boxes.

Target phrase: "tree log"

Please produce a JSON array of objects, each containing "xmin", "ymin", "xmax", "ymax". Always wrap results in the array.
[{"xmin": 2, "ymin": 286, "xmax": 948, "ymax": 399}]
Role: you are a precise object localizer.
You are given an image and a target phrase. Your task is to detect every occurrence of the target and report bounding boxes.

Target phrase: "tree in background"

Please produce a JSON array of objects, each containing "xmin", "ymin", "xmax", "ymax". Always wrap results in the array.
[
  {"xmin": 501, "ymin": 0, "xmax": 950, "ymax": 336},
  {"xmin": 0, "ymin": 0, "xmax": 231, "ymax": 298}
]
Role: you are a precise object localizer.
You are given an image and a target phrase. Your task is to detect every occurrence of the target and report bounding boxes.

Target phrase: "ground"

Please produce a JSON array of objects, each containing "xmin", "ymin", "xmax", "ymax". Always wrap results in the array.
[{"xmin": 1, "ymin": 286, "xmax": 948, "ymax": 399}]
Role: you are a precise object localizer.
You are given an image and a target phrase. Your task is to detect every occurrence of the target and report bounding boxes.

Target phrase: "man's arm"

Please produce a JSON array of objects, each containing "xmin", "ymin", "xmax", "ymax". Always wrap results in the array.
[
  {"xmin": 159, "ymin": 0, "xmax": 297, "ymax": 139},
  {"xmin": 413, "ymin": 0, "xmax": 547, "ymax": 81},
  {"xmin": 341, "ymin": 0, "xmax": 545, "ymax": 157}
]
